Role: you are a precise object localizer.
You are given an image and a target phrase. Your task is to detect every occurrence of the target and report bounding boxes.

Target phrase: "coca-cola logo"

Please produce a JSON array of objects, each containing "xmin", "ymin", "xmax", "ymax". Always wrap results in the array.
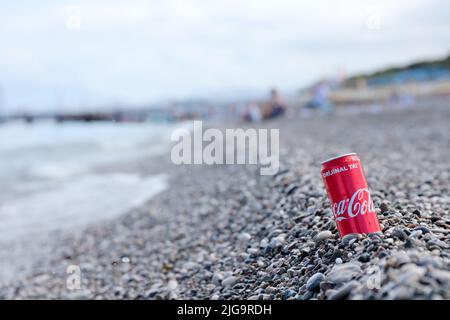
[{"xmin": 332, "ymin": 188, "xmax": 375, "ymax": 221}]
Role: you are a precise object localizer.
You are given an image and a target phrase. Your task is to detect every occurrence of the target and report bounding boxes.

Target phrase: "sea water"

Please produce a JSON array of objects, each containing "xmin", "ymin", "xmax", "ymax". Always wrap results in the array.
[{"xmin": 0, "ymin": 121, "xmax": 176, "ymax": 282}]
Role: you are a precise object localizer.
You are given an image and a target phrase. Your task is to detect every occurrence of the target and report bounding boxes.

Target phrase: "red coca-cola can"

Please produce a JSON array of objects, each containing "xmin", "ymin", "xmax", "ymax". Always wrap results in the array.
[{"xmin": 321, "ymin": 153, "xmax": 381, "ymax": 237}]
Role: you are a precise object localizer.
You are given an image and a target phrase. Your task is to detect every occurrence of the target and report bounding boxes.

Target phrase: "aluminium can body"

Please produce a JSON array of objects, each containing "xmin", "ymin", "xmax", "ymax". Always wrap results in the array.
[{"xmin": 321, "ymin": 153, "xmax": 381, "ymax": 237}]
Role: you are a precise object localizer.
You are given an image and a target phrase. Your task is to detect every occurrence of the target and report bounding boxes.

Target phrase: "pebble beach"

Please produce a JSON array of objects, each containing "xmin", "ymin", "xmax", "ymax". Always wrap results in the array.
[{"xmin": 1, "ymin": 101, "xmax": 449, "ymax": 300}]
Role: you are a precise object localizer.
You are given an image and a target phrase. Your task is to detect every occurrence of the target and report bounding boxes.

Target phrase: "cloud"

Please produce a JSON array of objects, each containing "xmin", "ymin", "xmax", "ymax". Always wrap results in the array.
[{"xmin": 0, "ymin": 0, "xmax": 449, "ymax": 111}]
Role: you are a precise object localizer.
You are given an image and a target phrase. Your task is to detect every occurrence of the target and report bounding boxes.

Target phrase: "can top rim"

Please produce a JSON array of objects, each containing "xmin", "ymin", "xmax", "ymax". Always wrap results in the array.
[{"xmin": 321, "ymin": 153, "xmax": 357, "ymax": 165}]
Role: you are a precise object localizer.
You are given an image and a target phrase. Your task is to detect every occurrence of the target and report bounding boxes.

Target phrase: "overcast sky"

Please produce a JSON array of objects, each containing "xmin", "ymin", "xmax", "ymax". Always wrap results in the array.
[{"xmin": 1, "ymin": 0, "xmax": 450, "ymax": 112}]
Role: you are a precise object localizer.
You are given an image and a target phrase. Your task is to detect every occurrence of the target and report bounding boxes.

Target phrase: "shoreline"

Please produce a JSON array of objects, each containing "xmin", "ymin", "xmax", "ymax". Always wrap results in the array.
[
  {"xmin": 1, "ymin": 102, "xmax": 449, "ymax": 299},
  {"xmin": 0, "ymin": 150, "xmax": 172, "ymax": 286},
  {"xmin": 0, "ymin": 120, "xmax": 188, "ymax": 286}
]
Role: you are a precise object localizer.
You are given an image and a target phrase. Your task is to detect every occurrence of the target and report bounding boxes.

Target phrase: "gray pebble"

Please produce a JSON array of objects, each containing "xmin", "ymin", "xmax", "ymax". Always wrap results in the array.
[
  {"xmin": 358, "ymin": 253, "xmax": 370, "ymax": 263},
  {"xmin": 328, "ymin": 281, "xmax": 358, "ymax": 300},
  {"xmin": 414, "ymin": 226, "xmax": 430, "ymax": 234},
  {"xmin": 341, "ymin": 234, "xmax": 360, "ymax": 246},
  {"xmin": 306, "ymin": 272, "xmax": 325, "ymax": 291},
  {"xmin": 380, "ymin": 203, "xmax": 390, "ymax": 213},
  {"xmin": 326, "ymin": 262, "xmax": 362, "ymax": 284},
  {"xmin": 212, "ymin": 273, "xmax": 223, "ymax": 286},
  {"xmin": 222, "ymin": 276, "xmax": 238, "ymax": 288},
  {"xmin": 392, "ymin": 228, "xmax": 408, "ymax": 240},
  {"xmin": 314, "ymin": 231, "xmax": 333, "ymax": 242}
]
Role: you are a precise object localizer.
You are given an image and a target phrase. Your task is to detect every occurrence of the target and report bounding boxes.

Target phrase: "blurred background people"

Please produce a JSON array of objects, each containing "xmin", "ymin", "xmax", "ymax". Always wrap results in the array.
[
  {"xmin": 306, "ymin": 79, "xmax": 333, "ymax": 114},
  {"xmin": 242, "ymin": 102, "xmax": 262, "ymax": 123}
]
